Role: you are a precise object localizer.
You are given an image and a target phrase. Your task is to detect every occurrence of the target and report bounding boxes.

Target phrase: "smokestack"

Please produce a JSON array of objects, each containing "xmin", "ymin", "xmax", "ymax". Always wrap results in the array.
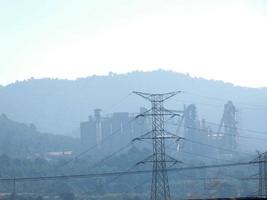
[{"xmin": 94, "ymin": 108, "xmax": 102, "ymax": 121}]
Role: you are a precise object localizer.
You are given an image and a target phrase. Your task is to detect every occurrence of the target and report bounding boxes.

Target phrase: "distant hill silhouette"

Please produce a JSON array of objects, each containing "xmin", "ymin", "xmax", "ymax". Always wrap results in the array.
[
  {"xmin": 0, "ymin": 114, "xmax": 78, "ymax": 158},
  {"xmin": 0, "ymin": 70, "xmax": 266, "ymax": 150}
]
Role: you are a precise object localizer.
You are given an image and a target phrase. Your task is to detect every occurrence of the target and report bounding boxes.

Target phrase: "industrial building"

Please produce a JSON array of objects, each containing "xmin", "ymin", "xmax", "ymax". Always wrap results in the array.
[
  {"xmin": 177, "ymin": 101, "xmax": 239, "ymax": 158},
  {"xmin": 80, "ymin": 108, "xmax": 149, "ymax": 154},
  {"xmin": 80, "ymin": 100, "xmax": 239, "ymax": 159}
]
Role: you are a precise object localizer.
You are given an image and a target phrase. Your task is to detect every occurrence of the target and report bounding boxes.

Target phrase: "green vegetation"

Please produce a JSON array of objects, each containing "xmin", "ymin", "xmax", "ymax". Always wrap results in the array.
[{"xmin": 0, "ymin": 114, "xmax": 79, "ymax": 158}]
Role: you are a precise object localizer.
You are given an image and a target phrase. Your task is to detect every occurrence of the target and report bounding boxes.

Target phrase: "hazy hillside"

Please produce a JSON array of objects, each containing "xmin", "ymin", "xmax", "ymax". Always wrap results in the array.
[
  {"xmin": 0, "ymin": 114, "xmax": 79, "ymax": 158},
  {"xmin": 0, "ymin": 70, "xmax": 266, "ymax": 149}
]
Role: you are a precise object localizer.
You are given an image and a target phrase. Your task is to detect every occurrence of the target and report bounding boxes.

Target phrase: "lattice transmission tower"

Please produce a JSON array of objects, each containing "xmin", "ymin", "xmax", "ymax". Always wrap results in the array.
[
  {"xmin": 133, "ymin": 91, "xmax": 182, "ymax": 200},
  {"xmin": 258, "ymin": 151, "xmax": 267, "ymax": 197}
]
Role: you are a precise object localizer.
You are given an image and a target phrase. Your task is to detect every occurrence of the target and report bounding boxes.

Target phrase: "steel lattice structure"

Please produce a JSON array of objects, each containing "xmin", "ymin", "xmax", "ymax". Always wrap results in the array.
[
  {"xmin": 258, "ymin": 152, "xmax": 267, "ymax": 197},
  {"xmin": 133, "ymin": 91, "xmax": 181, "ymax": 200}
]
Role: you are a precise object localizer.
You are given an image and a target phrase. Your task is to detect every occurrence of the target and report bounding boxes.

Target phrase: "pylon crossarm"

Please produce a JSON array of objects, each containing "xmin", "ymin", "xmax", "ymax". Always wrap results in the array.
[
  {"xmin": 133, "ymin": 91, "xmax": 182, "ymax": 102},
  {"xmin": 132, "ymin": 91, "xmax": 152, "ymax": 101},
  {"xmin": 250, "ymin": 160, "xmax": 267, "ymax": 164},
  {"xmin": 139, "ymin": 113, "xmax": 180, "ymax": 117},
  {"xmin": 165, "ymin": 155, "xmax": 183, "ymax": 165},
  {"xmin": 144, "ymin": 136, "xmax": 180, "ymax": 140},
  {"xmin": 131, "ymin": 131, "xmax": 153, "ymax": 142},
  {"xmin": 136, "ymin": 155, "xmax": 154, "ymax": 165},
  {"xmin": 163, "ymin": 108, "xmax": 182, "ymax": 117},
  {"xmin": 136, "ymin": 130, "xmax": 176, "ymax": 139},
  {"xmin": 164, "ymin": 131, "xmax": 179, "ymax": 137},
  {"xmin": 135, "ymin": 108, "xmax": 152, "ymax": 118},
  {"xmin": 131, "ymin": 138, "xmax": 142, "ymax": 143},
  {"xmin": 136, "ymin": 154, "xmax": 182, "ymax": 165},
  {"xmin": 164, "ymin": 131, "xmax": 185, "ymax": 140},
  {"xmin": 168, "ymin": 109, "xmax": 184, "ymax": 114},
  {"xmin": 141, "ymin": 160, "xmax": 181, "ymax": 163},
  {"xmin": 250, "ymin": 151, "xmax": 262, "ymax": 163},
  {"xmin": 161, "ymin": 91, "xmax": 182, "ymax": 101}
]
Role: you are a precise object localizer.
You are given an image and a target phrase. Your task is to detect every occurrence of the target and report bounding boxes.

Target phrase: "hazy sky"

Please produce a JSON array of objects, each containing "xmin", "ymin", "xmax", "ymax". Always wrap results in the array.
[{"xmin": 1, "ymin": 0, "xmax": 267, "ymax": 87}]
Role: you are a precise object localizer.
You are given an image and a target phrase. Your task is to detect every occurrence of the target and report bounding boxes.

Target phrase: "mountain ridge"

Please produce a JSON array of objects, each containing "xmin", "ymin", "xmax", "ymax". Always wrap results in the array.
[
  {"xmin": 3, "ymin": 69, "xmax": 265, "ymax": 89},
  {"xmin": 0, "ymin": 70, "xmax": 266, "ymax": 145}
]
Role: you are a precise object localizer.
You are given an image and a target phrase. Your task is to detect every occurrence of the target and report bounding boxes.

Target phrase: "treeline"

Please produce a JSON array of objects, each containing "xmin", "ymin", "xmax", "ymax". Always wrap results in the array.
[
  {"xmin": 0, "ymin": 114, "xmax": 257, "ymax": 199},
  {"xmin": 0, "ymin": 148, "xmax": 255, "ymax": 200},
  {"xmin": 0, "ymin": 114, "xmax": 151, "ymax": 199},
  {"xmin": 0, "ymin": 147, "xmax": 150, "ymax": 200},
  {"xmin": 0, "ymin": 114, "xmax": 79, "ymax": 158}
]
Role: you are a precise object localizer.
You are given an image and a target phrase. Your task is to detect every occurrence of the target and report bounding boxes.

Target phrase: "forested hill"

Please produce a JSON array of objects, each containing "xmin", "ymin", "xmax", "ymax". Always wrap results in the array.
[
  {"xmin": 0, "ymin": 114, "xmax": 78, "ymax": 158},
  {"xmin": 0, "ymin": 70, "xmax": 267, "ymax": 143}
]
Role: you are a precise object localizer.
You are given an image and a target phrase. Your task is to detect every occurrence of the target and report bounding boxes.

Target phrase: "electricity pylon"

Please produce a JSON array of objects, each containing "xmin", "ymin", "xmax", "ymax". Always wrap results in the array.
[
  {"xmin": 258, "ymin": 151, "xmax": 267, "ymax": 197},
  {"xmin": 133, "ymin": 91, "xmax": 182, "ymax": 200}
]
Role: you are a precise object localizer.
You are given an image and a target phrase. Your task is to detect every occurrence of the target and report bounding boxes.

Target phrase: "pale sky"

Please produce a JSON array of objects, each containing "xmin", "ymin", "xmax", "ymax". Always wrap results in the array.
[{"xmin": 0, "ymin": 0, "xmax": 267, "ymax": 87}]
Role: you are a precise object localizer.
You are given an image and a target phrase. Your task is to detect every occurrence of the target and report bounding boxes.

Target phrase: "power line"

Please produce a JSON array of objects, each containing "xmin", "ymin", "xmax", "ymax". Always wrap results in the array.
[
  {"xmin": 168, "ymin": 116, "xmax": 267, "ymax": 138},
  {"xmin": 90, "ymin": 163, "xmax": 139, "ymax": 194},
  {"xmin": 0, "ymin": 161, "xmax": 262, "ymax": 183},
  {"xmin": 55, "ymin": 117, "xmax": 137, "ymax": 170},
  {"xmin": 56, "ymin": 92, "xmax": 266, "ymax": 172},
  {"xmin": 143, "ymin": 122, "xmax": 253, "ymax": 160},
  {"xmin": 167, "ymin": 118, "xmax": 267, "ymax": 142},
  {"xmin": 183, "ymin": 124, "xmax": 267, "ymax": 142},
  {"xmin": 176, "ymin": 149, "xmax": 233, "ymax": 163},
  {"xmin": 153, "ymin": 136, "xmax": 233, "ymax": 163},
  {"xmin": 102, "ymin": 93, "xmax": 133, "ymax": 114},
  {"xmin": 166, "ymin": 121, "xmax": 255, "ymax": 155},
  {"xmin": 87, "ymin": 141, "xmax": 134, "ymax": 171},
  {"xmin": 166, "ymin": 147, "xmax": 246, "ymax": 181},
  {"xmin": 58, "ymin": 93, "xmax": 135, "ymax": 169},
  {"xmin": 185, "ymin": 138, "xmax": 254, "ymax": 156},
  {"xmin": 184, "ymin": 91, "xmax": 267, "ymax": 110},
  {"xmin": 206, "ymin": 121, "xmax": 267, "ymax": 136}
]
